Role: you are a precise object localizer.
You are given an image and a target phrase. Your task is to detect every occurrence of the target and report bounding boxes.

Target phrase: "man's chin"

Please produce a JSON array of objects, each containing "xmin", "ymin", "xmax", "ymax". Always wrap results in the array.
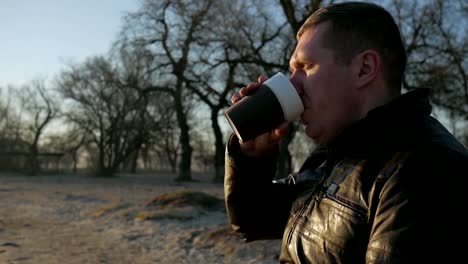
[
  {"xmin": 305, "ymin": 128, "xmax": 319, "ymax": 142},
  {"xmin": 305, "ymin": 128, "xmax": 329, "ymax": 145}
]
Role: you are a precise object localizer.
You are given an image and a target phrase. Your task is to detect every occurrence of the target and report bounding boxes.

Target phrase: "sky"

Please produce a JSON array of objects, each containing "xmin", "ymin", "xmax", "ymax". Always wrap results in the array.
[{"xmin": 0, "ymin": 0, "xmax": 141, "ymax": 87}]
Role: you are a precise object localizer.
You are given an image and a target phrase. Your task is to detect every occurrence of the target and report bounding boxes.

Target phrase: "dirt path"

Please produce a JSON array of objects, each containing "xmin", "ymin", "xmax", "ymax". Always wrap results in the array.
[{"xmin": 0, "ymin": 173, "xmax": 280, "ymax": 264}]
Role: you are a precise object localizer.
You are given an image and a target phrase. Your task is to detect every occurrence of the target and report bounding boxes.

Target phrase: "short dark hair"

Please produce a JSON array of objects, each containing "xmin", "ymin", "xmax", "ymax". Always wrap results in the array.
[{"xmin": 298, "ymin": 2, "xmax": 406, "ymax": 94}]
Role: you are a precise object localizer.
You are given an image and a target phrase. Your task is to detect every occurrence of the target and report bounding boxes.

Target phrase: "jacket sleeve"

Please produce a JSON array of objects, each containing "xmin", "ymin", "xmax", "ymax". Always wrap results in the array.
[
  {"xmin": 224, "ymin": 134, "xmax": 295, "ymax": 242},
  {"xmin": 364, "ymin": 154, "xmax": 412, "ymax": 263}
]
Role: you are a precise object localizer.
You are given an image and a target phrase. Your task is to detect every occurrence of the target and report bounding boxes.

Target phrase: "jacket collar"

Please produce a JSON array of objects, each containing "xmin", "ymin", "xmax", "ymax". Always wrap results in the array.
[{"xmin": 327, "ymin": 88, "xmax": 432, "ymax": 156}]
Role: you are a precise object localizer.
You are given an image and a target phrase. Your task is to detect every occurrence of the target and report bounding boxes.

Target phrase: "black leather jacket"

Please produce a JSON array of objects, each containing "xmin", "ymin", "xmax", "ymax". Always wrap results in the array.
[{"xmin": 224, "ymin": 89, "xmax": 468, "ymax": 263}]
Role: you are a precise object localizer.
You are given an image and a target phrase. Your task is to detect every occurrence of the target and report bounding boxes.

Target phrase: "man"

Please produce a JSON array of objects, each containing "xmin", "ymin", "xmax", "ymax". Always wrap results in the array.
[{"xmin": 224, "ymin": 2, "xmax": 468, "ymax": 263}]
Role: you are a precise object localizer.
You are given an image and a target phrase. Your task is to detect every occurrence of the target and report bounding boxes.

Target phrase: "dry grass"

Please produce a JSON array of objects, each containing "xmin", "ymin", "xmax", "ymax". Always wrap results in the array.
[
  {"xmin": 89, "ymin": 202, "xmax": 132, "ymax": 218},
  {"xmin": 134, "ymin": 206, "xmax": 199, "ymax": 221},
  {"xmin": 89, "ymin": 189, "xmax": 225, "ymax": 222},
  {"xmin": 144, "ymin": 189, "xmax": 224, "ymax": 211},
  {"xmin": 0, "ymin": 173, "xmax": 281, "ymax": 264},
  {"xmin": 193, "ymin": 225, "xmax": 242, "ymax": 255}
]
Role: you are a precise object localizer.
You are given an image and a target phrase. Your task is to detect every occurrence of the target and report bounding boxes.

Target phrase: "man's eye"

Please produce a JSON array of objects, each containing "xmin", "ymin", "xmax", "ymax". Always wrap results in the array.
[
  {"xmin": 290, "ymin": 64, "xmax": 304, "ymax": 72},
  {"xmin": 304, "ymin": 63, "xmax": 319, "ymax": 74}
]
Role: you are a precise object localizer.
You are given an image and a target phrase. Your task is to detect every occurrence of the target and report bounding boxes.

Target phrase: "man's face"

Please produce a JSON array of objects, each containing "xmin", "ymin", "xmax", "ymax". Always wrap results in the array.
[{"xmin": 290, "ymin": 22, "xmax": 360, "ymax": 144}]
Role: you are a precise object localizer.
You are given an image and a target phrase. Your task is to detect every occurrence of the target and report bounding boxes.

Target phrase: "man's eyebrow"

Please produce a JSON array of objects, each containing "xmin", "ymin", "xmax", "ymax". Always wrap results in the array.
[
  {"xmin": 298, "ymin": 54, "xmax": 315, "ymax": 63},
  {"xmin": 290, "ymin": 56, "xmax": 314, "ymax": 67},
  {"xmin": 294, "ymin": 51, "xmax": 314, "ymax": 63}
]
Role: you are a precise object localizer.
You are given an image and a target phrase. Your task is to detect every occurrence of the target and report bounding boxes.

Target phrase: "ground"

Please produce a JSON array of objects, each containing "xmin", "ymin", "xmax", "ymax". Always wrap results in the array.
[{"xmin": 0, "ymin": 172, "xmax": 281, "ymax": 264}]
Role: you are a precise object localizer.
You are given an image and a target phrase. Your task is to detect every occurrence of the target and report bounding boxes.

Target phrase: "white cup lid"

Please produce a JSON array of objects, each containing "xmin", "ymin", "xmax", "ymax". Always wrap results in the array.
[{"xmin": 264, "ymin": 72, "xmax": 304, "ymax": 121}]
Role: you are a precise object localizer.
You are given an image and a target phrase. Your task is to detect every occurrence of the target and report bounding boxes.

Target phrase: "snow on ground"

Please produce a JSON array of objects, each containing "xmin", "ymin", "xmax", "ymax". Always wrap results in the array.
[{"xmin": 0, "ymin": 172, "xmax": 281, "ymax": 264}]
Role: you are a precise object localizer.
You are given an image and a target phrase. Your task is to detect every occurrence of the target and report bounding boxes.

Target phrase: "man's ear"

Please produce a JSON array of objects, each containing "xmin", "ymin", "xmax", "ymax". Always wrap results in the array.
[{"xmin": 353, "ymin": 50, "xmax": 381, "ymax": 88}]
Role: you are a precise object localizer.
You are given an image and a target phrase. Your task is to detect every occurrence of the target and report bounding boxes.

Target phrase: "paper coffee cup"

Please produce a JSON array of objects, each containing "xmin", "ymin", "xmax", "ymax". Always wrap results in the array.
[{"xmin": 224, "ymin": 72, "xmax": 304, "ymax": 143}]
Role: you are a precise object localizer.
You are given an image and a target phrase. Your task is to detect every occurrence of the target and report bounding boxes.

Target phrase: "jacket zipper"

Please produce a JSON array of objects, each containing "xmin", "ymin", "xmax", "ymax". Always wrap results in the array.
[
  {"xmin": 286, "ymin": 148, "xmax": 335, "ymax": 245},
  {"xmin": 286, "ymin": 168, "xmax": 329, "ymax": 245},
  {"xmin": 285, "ymin": 191, "xmax": 314, "ymax": 245}
]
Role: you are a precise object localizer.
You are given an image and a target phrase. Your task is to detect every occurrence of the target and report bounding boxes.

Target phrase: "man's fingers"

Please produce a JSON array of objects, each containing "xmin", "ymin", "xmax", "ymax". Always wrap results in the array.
[
  {"xmin": 239, "ymin": 86, "xmax": 248, "ymax": 97},
  {"xmin": 241, "ymin": 83, "xmax": 259, "ymax": 96},
  {"xmin": 237, "ymin": 76, "xmax": 268, "ymax": 99},
  {"xmin": 271, "ymin": 122, "xmax": 289, "ymax": 142},
  {"xmin": 231, "ymin": 93, "xmax": 241, "ymax": 104},
  {"xmin": 258, "ymin": 76, "xmax": 268, "ymax": 83}
]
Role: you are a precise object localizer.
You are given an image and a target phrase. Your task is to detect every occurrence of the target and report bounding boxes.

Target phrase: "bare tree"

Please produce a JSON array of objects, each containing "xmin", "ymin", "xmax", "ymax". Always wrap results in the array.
[
  {"xmin": 190, "ymin": 113, "xmax": 215, "ymax": 175},
  {"xmin": 389, "ymin": 0, "xmax": 467, "ymax": 139},
  {"xmin": 56, "ymin": 56, "xmax": 155, "ymax": 176},
  {"xmin": 145, "ymin": 93, "xmax": 180, "ymax": 173},
  {"xmin": 181, "ymin": 1, "xmax": 283, "ymax": 181},
  {"xmin": 42, "ymin": 126, "xmax": 87, "ymax": 173},
  {"xmin": 393, "ymin": 0, "xmax": 467, "ymax": 111},
  {"xmin": 280, "ymin": 0, "xmax": 328, "ymax": 33},
  {"xmin": 0, "ymin": 87, "xmax": 29, "ymax": 171},
  {"xmin": 0, "ymin": 87, "xmax": 13, "ymax": 148},
  {"xmin": 120, "ymin": 0, "xmax": 222, "ymax": 181},
  {"xmin": 0, "ymin": 87, "xmax": 27, "ymax": 152},
  {"xmin": 113, "ymin": 41, "xmax": 168, "ymax": 174},
  {"xmin": 14, "ymin": 80, "xmax": 59, "ymax": 175}
]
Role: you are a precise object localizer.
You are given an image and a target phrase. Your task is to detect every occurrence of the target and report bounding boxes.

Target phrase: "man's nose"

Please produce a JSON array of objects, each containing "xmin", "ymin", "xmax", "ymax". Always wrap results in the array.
[{"xmin": 289, "ymin": 72, "xmax": 303, "ymax": 96}]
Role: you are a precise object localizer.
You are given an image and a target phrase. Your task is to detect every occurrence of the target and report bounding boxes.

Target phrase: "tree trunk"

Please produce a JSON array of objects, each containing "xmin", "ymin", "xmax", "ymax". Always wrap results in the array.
[
  {"xmin": 96, "ymin": 147, "xmax": 114, "ymax": 177},
  {"xmin": 211, "ymin": 108, "xmax": 225, "ymax": 182},
  {"xmin": 96, "ymin": 166, "xmax": 115, "ymax": 177},
  {"xmin": 72, "ymin": 153, "xmax": 78, "ymax": 173},
  {"xmin": 165, "ymin": 151, "xmax": 178, "ymax": 174},
  {"xmin": 130, "ymin": 149, "xmax": 139, "ymax": 173},
  {"xmin": 27, "ymin": 145, "xmax": 40, "ymax": 176},
  {"xmin": 174, "ymin": 87, "xmax": 192, "ymax": 181}
]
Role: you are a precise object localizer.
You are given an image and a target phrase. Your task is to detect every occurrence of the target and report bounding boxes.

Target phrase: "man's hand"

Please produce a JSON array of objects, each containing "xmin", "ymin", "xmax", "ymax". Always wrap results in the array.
[{"xmin": 230, "ymin": 76, "xmax": 289, "ymax": 157}]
